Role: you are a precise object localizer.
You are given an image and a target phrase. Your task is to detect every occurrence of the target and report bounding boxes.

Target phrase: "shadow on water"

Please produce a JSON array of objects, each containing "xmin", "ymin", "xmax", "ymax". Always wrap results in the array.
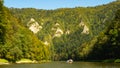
[{"xmin": 1, "ymin": 61, "xmax": 120, "ymax": 68}]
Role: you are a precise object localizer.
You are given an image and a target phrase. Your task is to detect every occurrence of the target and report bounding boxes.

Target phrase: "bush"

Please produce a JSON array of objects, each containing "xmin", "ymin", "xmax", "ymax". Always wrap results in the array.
[
  {"xmin": 103, "ymin": 59, "xmax": 115, "ymax": 63},
  {"xmin": 0, "ymin": 59, "xmax": 8, "ymax": 63},
  {"xmin": 114, "ymin": 59, "xmax": 120, "ymax": 63}
]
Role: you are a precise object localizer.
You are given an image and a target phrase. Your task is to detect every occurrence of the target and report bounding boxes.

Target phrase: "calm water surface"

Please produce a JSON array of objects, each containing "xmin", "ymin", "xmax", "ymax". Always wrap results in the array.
[{"xmin": 0, "ymin": 61, "xmax": 120, "ymax": 68}]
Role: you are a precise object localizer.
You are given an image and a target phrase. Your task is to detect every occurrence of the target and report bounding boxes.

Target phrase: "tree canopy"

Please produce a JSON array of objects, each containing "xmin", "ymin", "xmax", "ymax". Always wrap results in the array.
[{"xmin": 0, "ymin": 1, "xmax": 120, "ymax": 62}]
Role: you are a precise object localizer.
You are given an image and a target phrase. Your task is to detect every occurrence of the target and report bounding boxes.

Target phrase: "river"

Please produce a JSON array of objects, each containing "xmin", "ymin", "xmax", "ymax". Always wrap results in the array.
[{"xmin": 0, "ymin": 61, "xmax": 120, "ymax": 68}]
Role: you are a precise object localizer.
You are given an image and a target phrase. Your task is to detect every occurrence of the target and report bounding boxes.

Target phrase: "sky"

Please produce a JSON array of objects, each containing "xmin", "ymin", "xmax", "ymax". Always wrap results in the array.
[{"xmin": 4, "ymin": 0, "xmax": 116, "ymax": 10}]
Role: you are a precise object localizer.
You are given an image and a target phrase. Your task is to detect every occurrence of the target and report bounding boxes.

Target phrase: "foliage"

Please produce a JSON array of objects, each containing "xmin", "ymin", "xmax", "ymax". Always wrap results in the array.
[
  {"xmin": 84, "ymin": 8, "xmax": 120, "ymax": 60},
  {"xmin": 0, "ymin": 59, "xmax": 8, "ymax": 63},
  {"xmin": 1, "ymin": 1, "xmax": 120, "ymax": 62},
  {"xmin": 114, "ymin": 59, "xmax": 120, "ymax": 63},
  {"xmin": 103, "ymin": 59, "xmax": 115, "ymax": 63},
  {"xmin": 0, "ymin": 1, "xmax": 51, "ymax": 62}
]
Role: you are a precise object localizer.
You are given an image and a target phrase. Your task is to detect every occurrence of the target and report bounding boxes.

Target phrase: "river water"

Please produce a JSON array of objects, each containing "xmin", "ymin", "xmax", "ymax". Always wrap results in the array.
[{"xmin": 0, "ymin": 61, "xmax": 120, "ymax": 68}]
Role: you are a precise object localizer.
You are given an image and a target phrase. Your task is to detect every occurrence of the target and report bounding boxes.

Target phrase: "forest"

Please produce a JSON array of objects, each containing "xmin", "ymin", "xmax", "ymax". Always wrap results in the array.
[
  {"xmin": 0, "ymin": 0, "xmax": 120, "ymax": 62},
  {"xmin": 0, "ymin": 1, "xmax": 51, "ymax": 62}
]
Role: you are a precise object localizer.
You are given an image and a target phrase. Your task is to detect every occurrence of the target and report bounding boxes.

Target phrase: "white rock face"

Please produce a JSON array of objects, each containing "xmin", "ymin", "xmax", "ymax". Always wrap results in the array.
[
  {"xmin": 51, "ymin": 27, "xmax": 56, "ymax": 31},
  {"xmin": 79, "ymin": 21, "xmax": 89, "ymax": 34},
  {"xmin": 51, "ymin": 23, "xmax": 63, "ymax": 38},
  {"xmin": 55, "ymin": 23, "xmax": 60, "ymax": 26},
  {"xmin": 81, "ymin": 25, "xmax": 89, "ymax": 34},
  {"xmin": 27, "ymin": 18, "xmax": 42, "ymax": 34},
  {"xmin": 44, "ymin": 41, "xmax": 49, "ymax": 45},
  {"xmin": 54, "ymin": 27, "xmax": 63, "ymax": 37},
  {"xmin": 65, "ymin": 30, "xmax": 70, "ymax": 35},
  {"xmin": 79, "ymin": 21, "xmax": 85, "ymax": 27},
  {"xmin": 30, "ymin": 18, "xmax": 35, "ymax": 22}
]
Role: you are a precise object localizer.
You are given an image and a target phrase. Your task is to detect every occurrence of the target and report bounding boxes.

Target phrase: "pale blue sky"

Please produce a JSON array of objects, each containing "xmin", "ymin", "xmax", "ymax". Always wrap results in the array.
[{"xmin": 4, "ymin": 0, "xmax": 116, "ymax": 10}]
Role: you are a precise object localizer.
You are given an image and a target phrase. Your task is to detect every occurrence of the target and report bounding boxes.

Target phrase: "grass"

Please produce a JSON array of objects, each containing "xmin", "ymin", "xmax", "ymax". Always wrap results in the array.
[
  {"xmin": 18, "ymin": 59, "xmax": 32, "ymax": 62},
  {"xmin": 114, "ymin": 59, "xmax": 120, "ymax": 63},
  {"xmin": 0, "ymin": 59, "xmax": 8, "ymax": 63},
  {"xmin": 103, "ymin": 59, "xmax": 115, "ymax": 63},
  {"xmin": 102, "ymin": 59, "xmax": 120, "ymax": 63},
  {"xmin": 16, "ymin": 59, "xmax": 51, "ymax": 63},
  {"xmin": 39, "ymin": 60, "xmax": 51, "ymax": 63},
  {"xmin": 16, "ymin": 59, "xmax": 34, "ymax": 63}
]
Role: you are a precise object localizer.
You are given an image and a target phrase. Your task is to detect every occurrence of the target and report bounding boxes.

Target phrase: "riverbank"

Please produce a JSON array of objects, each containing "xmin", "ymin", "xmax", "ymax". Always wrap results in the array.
[
  {"xmin": 0, "ymin": 63, "xmax": 9, "ymax": 65},
  {"xmin": 16, "ymin": 59, "xmax": 51, "ymax": 64},
  {"xmin": 0, "ymin": 58, "xmax": 51, "ymax": 65},
  {"xmin": 1, "ymin": 58, "xmax": 120, "ymax": 65},
  {"xmin": 16, "ymin": 59, "xmax": 36, "ymax": 64},
  {"xmin": 0, "ymin": 59, "xmax": 9, "ymax": 65},
  {"xmin": 82, "ymin": 59, "xmax": 120, "ymax": 63}
]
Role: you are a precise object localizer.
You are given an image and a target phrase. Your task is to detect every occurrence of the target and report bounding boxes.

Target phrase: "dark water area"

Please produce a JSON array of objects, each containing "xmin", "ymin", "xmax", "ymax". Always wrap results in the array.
[{"xmin": 1, "ymin": 61, "xmax": 120, "ymax": 68}]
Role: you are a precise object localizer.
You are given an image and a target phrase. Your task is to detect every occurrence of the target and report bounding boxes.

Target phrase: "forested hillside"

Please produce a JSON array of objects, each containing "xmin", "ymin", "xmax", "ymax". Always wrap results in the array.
[
  {"xmin": 0, "ymin": 1, "xmax": 51, "ymax": 62},
  {"xmin": 80, "ymin": 8, "xmax": 120, "ymax": 60},
  {"xmin": 0, "ymin": 0, "xmax": 120, "ymax": 62},
  {"xmin": 8, "ymin": 1, "xmax": 120, "ymax": 61}
]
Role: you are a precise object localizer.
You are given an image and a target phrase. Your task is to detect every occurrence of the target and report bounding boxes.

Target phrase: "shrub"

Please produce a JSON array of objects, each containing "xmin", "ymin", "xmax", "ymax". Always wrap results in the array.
[{"xmin": 114, "ymin": 59, "xmax": 120, "ymax": 63}]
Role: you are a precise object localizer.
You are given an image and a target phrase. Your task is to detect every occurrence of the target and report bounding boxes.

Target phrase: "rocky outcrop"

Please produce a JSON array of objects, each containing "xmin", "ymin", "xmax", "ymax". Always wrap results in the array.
[
  {"xmin": 27, "ymin": 18, "xmax": 42, "ymax": 34},
  {"xmin": 79, "ymin": 21, "xmax": 89, "ymax": 34},
  {"xmin": 44, "ymin": 41, "xmax": 49, "ymax": 45},
  {"xmin": 65, "ymin": 30, "xmax": 70, "ymax": 35},
  {"xmin": 54, "ymin": 27, "xmax": 63, "ymax": 37},
  {"xmin": 81, "ymin": 25, "xmax": 89, "ymax": 34},
  {"xmin": 52, "ymin": 23, "xmax": 64, "ymax": 38}
]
